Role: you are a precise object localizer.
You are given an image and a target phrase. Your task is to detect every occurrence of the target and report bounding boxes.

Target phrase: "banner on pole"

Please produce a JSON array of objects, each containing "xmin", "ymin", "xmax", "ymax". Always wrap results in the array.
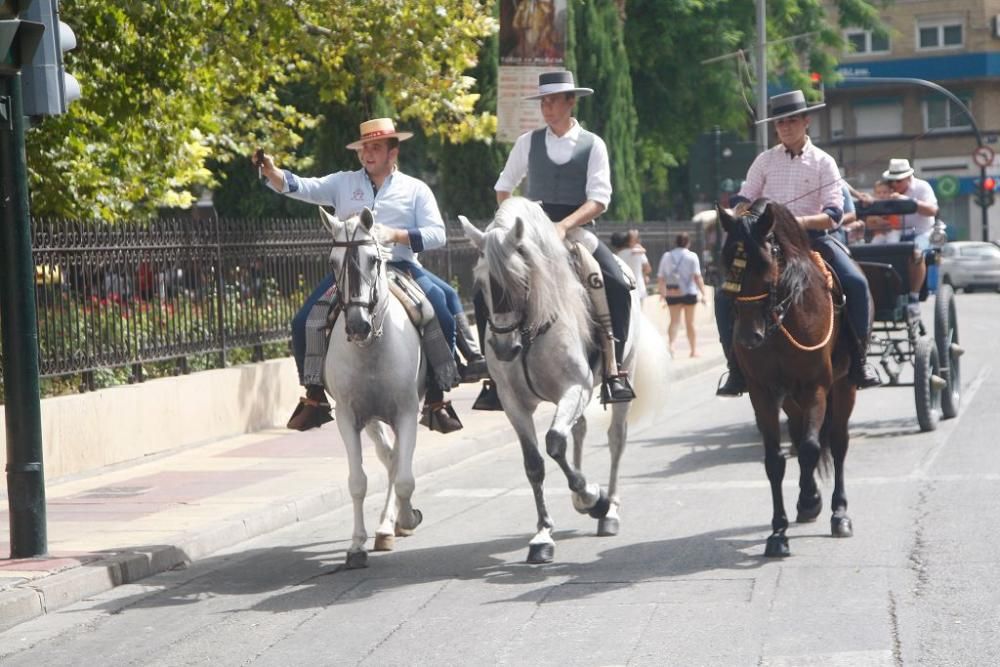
[{"xmin": 497, "ymin": 0, "xmax": 567, "ymax": 142}]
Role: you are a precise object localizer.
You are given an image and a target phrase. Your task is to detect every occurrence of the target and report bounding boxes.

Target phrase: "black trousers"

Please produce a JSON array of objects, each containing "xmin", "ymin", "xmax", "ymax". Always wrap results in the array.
[{"xmin": 472, "ymin": 238, "xmax": 631, "ymax": 364}]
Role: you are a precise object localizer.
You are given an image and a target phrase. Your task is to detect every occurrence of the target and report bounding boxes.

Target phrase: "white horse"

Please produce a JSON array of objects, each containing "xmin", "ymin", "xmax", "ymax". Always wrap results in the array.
[
  {"xmin": 461, "ymin": 197, "xmax": 651, "ymax": 564},
  {"xmin": 320, "ymin": 206, "xmax": 424, "ymax": 569}
]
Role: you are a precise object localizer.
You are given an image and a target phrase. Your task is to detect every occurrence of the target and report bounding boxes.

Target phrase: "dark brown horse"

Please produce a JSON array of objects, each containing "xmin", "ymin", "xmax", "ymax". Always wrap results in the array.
[{"xmin": 718, "ymin": 199, "xmax": 856, "ymax": 557}]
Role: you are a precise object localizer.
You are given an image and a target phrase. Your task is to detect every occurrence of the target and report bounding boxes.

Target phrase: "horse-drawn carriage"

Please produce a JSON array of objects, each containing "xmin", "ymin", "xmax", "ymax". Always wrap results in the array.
[{"xmin": 851, "ymin": 217, "xmax": 962, "ymax": 432}]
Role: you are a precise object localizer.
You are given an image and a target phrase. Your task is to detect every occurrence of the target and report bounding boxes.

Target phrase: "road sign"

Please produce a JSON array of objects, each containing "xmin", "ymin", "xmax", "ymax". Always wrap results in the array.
[{"xmin": 973, "ymin": 145, "xmax": 995, "ymax": 168}]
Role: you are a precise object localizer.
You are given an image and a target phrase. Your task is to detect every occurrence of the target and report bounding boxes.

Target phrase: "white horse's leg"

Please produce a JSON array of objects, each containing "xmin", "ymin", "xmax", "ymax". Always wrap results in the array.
[
  {"xmin": 550, "ymin": 385, "xmax": 605, "ymax": 518},
  {"xmin": 367, "ymin": 421, "xmax": 398, "ymax": 551},
  {"xmin": 391, "ymin": 411, "xmax": 423, "ymax": 536},
  {"xmin": 599, "ymin": 401, "xmax": 630, "ymax": 536},
  {"xmin": 336, "ymin": 415, "xmax": 369, "ymax": 569},
  {"xmin": 502, "ymin": 393, "xmax": 554, "ymax": 564}
]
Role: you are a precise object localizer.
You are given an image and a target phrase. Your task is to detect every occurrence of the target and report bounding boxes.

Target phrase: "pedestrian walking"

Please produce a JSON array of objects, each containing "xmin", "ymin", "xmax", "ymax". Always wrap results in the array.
[{"xmin": 657, "ymin": 232, "xmax": 706, "ymax": 357}]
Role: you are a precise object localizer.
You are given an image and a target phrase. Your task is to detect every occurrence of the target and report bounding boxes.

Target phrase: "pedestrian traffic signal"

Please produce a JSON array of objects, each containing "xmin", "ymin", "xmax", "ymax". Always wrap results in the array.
[
  {"xmin": 0, "ymin": 0, "xmax": 44, "ymax": 74},
  {"xmin": 20, "ymin": 0, "xmax": 78, "ymax": 117},
  {"xmin": 974, "ymin": 177, "xmax": 996, "ymax": 208}
]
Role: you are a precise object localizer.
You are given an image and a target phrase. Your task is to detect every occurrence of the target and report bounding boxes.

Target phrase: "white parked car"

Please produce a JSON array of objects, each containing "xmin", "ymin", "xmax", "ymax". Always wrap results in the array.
[{"xmin": 939, "ymin": 241, "xmax": 1000, "ymax": 292}]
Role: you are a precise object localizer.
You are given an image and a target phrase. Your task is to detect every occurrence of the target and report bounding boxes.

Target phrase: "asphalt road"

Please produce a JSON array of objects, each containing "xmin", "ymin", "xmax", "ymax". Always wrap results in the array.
[{"xmin": 1, "ymin": 292, "xmax": 998, "ymax": 666}]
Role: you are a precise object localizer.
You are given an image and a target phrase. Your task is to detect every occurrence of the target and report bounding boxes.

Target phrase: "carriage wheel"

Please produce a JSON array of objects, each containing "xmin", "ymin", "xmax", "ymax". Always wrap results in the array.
[
  {"xmin": 934, "ymin": 284, "xmax": 961, "ymax": 419},
  {"xmin": 914, "ymin": 337, "xmax": 942, "ymax": 432}
]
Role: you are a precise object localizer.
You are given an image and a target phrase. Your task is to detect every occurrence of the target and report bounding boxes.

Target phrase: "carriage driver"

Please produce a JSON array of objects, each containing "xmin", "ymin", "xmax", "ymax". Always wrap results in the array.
[
  {"xmin": 716, "ymin": 89, "xmax": 882, "ymax": 396},
  {"xmin": 473, "ymin": 70, "xmax": 636, "ymax": 410},
  {"xmin": 254, "ymin": 118, "xmax": 488, "ymax": 433}
]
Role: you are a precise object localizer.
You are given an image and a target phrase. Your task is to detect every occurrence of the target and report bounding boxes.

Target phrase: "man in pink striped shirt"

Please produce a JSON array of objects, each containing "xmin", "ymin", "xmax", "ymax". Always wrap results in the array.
[{"xmin": 716, "ymin": 90, "xmax": 881, "ymax": 396}]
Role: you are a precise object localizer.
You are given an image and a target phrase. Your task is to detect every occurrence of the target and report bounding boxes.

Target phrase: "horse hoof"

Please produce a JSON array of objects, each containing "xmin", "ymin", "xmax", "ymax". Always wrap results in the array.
[
  {"xmin": 764, "ymin": 534, "xmax": 790, "ymax": 558},
  {"xmin": 597, "ymin": 516, "xmax": 619, "ymax": 536},
  {"xmin": 373, "ymin": 534, "xmax": 395, "ymax": 551},
  {"xmin": 345, "ymin": 550, "xmax": 369, "ymax": 569},
  {"xmin": 795, "ymin": 495, "xmax": 823, "ymax": 523},
  {"xmin": 587, "ymin": 489, "xmax": 611, "ymax": 519},
  {"xmin": 831, "ymin": 515, "xmax": 853, "ymax": 538},
  {"xmin": 395, "ymin": 508, "xmax": 423, "ymax": 536},
  {"xmin": 527, "ymin": 543, "xmax": 554, "ymax": 564}
]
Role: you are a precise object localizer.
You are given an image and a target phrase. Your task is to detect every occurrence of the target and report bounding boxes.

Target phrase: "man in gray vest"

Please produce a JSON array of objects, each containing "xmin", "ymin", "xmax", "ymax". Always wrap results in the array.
[{"xmin": 473, "ymin": 70, "xmax": 635, "ymax": 409}]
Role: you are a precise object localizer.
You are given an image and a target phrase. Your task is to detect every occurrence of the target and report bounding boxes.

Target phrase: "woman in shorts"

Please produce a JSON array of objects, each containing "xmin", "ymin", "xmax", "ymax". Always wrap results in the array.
[{"xmin": 656, "ymin": 232, "xmax": 707, "ymax": 357}]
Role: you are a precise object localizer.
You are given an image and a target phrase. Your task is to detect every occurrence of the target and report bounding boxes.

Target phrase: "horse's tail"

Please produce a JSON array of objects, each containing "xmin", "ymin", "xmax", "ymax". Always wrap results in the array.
[{"xmin": 626, "ymin": 311, "xmax": 672, "ymax": 431}]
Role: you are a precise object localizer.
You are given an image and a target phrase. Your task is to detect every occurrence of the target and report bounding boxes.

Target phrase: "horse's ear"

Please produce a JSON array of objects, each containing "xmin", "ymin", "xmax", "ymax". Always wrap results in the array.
[
  {"xmin": 716, "ymin": 203, "xmax": 736, "ymax": 234},
  {"xmin": 512, "ymin": 216, "xmax": 525, "ymax": 244},
  {"xmin": 459, "ymin": 215, "xmax": 485, "ymax": 250},
  {"xmin": 755, "ymin": 203, "xmax": 775, "ymax": 238},
  {"xmin": 360, "ymin": 207, "xmax": 375, "ymax": 231},
  {"xmin": 318, "ymin": 206, "xmax": 341, "ymax": 235}
]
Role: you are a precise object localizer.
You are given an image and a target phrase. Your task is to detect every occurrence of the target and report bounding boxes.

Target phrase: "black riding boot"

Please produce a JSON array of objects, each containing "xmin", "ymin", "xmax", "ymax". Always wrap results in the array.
[
  {"xmin": 471, "ymin": 291, "xmax": 503, "ymax": 411},
  {"xmin": 716, "ymin": 362, "xmax": 747, "ymax": 397},
  {"xmin": 455, "ymin": 312, "xmax": 489, "ymax": 383},
  {"xmin": 850, "ymin": 337, "xmax": 882, "ymax": 389}
]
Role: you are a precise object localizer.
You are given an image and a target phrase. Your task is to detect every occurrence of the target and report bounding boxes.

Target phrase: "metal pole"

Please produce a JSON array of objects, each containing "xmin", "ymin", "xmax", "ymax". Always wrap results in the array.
[
  {"xmin": 841, "ymin": 76, "xmax": 989, "ymax": 241},
  {"xmin": 0, "ymin": 73, "xmax": 47, "ymax": 558},
  {"xmin": 755, "ymin": 0, "xmax": 768, "ymax": 153},
  {"xmin": 713, "ymin": 125, "xmax": 722, "ymax": 203}
]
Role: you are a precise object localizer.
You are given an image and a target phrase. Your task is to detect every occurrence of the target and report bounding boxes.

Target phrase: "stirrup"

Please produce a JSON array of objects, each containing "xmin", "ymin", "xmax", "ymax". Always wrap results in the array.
[
  {"xmin": 716, "ymin": 370, "xmax": 746, "ymax": 397},
  {"xmin": 472, "ymin": 379, "xmax": 503, "ymax": 411},
  {"xmin": 286, "ymin": 396, "xmax": 334, "ymax": 431},
  {"xmin": 420, "ymin": 400, "xmax": 463, "ymax": 434},
  {"xmin": 600, "ymin": 372, "xmax": 635, "ymax": 405}
]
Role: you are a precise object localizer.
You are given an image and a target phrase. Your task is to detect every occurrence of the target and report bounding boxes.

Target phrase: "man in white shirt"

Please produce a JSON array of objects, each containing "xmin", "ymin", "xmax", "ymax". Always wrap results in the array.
[
  {"xmin": 474, "ymin": 70, "xmax": 635, "ymax": 409},
  {"xmin": 255, "ymin": 118, "xmax": 485, "ymax": 433},
  {"xmin": 882, "ymin": 158, "xmax": 939, "ymax": 314}
]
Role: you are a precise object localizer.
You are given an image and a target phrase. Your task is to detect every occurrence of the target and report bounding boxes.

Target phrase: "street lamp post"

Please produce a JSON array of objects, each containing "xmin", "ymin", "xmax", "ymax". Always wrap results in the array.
[{"xmin": 841, "ymin": 76, "xmax": 990, "ymax": 241}]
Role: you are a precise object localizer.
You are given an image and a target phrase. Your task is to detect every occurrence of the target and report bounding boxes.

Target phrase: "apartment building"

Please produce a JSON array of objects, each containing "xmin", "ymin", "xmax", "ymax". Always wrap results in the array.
[{"xmin": 814, "ymin": 0, "xmax": 1000, "ymax": 240}]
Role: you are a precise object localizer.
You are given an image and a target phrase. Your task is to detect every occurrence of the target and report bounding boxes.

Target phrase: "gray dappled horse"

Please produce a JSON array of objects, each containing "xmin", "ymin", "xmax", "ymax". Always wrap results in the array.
[
  {"xmin": 461, "ymin": 197, "xmax": 646, "ymax": 564},
  {"xmin": 320, "ymin": 207, "xmax": 424, "ymax": 569}
]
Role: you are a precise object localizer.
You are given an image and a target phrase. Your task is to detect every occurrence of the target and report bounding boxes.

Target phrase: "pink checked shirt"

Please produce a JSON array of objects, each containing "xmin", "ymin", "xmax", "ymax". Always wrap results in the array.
[{"xmin": 736, "ymin": 137, "xmax": 843, "ymax": 219}]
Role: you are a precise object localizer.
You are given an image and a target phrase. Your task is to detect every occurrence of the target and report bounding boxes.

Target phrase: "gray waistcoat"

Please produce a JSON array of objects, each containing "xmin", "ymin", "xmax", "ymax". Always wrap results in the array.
[{"xmin": 524, "ymin": 127, "xmax": 594, "ymax": 209}]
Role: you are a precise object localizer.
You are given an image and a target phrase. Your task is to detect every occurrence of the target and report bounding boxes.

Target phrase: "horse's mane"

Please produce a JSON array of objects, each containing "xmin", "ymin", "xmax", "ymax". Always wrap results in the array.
[
  {"xmin": 767, "ymin": 203, "xmax": 826, "ymax": 305},
  {"xmin": 479, "ymin": 197, "xmax": 593, "ymax": 347}
]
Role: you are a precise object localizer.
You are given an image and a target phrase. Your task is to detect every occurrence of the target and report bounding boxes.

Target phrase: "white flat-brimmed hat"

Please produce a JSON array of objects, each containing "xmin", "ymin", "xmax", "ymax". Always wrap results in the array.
[
  {"xmin": 882, "ymin": 158, "xmax": 915, "ymax": 180},
  {"xmin": 756, "ymin": 89, "xmax": 826, "ymax": 124},
  {"xmin": 345, "ymin": 118, "xmax": 414, "ymax": 151},
  {"xmin": 524, "ymin": 71, "xmax": 594, "ymax": 100}
]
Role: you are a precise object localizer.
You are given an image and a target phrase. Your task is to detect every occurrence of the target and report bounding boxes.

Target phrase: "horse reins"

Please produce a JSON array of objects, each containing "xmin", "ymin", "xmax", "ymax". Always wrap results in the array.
[{"xmin": 735, "ymin": 239, "xmax": 837, "ymax": 352}]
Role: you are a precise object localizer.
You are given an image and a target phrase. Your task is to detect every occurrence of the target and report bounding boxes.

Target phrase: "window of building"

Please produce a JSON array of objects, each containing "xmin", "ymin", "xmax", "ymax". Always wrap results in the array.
[
  {"xmin": 917, "ymin": 19, "xmax": 963, "ymax": 50},
  {"xmin": 854, "ymin": 101, "xmax": 903, "ymax": 137},
  {"xmin": 924, "ymin": 95, "xmax": 972, "ymax": 131},
  {"xmin": 844, "ymin": 29, "xmax": 890, "ymax": 55}
]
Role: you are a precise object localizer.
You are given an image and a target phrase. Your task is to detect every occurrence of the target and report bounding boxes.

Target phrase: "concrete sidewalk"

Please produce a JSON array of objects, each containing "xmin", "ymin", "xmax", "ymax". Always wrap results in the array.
[{"xmin": 0, "ymin": 294, "xmax": 724, "ymax": 632}]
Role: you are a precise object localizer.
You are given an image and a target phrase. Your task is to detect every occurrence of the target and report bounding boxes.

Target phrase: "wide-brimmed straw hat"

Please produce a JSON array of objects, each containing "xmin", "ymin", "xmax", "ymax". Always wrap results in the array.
[
  {"xmin": 345, "ymin": 118, "xmax": 414, "ymax": 151},
  {"xmin": 882, "ymin": 158, "xmax": 915, "ymax": 181},
  {"xmin": 524, "ymin": 71, "xmax": 594, "ymax": 101},
  {"xmin": 756, "ymin": 89, "xmax": 825, "ymax": 124}
]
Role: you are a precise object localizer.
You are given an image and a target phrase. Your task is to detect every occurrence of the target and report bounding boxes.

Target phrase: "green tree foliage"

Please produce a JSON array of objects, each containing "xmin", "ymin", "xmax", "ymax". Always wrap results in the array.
[
  {"xmin": 623, "ymin": 0, "xmax": 885, "ymax": 217},
  {"xmin": 568, "ymin": 0, "xmax": 643, "ymax": 221},
  {"xmin": 27, "ymin": 1, "xmax": 497, "ymax": 220}
]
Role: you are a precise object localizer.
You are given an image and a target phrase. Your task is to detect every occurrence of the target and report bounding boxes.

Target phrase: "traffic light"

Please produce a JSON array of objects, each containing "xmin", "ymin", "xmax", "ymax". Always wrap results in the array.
[
  {"xmin": 974, "ymin": 177, "xmax": 996, "ymax": 208},
  {"xmin": 0, "ymin": 1, "xmax": 44, "ymax": 74},
  {"xmin": 20, "ymin": 0, "xmax": 78, "ymax": 117},
  {"xmin": 809, "ymin": 71, "xmax": 825, "ymax": 102}
]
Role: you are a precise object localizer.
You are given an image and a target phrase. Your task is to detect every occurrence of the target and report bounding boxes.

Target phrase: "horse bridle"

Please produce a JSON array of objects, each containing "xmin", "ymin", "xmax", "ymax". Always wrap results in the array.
[
  {"xmin": 483, "ymin": 278, "xmax": 554, "ymax": 400},
  {"xmin": 734, "ymin": 235, "xmax": 795, "ymax": 342},
  {"xmin": 330, "ymin": 227, "xmax": 389, "ymax": 339},
  {"xmin": 734, "ymin": 233, "xmax": 839, "ymax": 351}
]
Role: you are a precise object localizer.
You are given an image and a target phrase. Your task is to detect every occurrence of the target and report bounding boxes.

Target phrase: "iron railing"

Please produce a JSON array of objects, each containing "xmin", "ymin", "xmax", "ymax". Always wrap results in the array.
[{"xmin": 18, "ymin": 216, "xmax": 708, "ymax": 390}]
